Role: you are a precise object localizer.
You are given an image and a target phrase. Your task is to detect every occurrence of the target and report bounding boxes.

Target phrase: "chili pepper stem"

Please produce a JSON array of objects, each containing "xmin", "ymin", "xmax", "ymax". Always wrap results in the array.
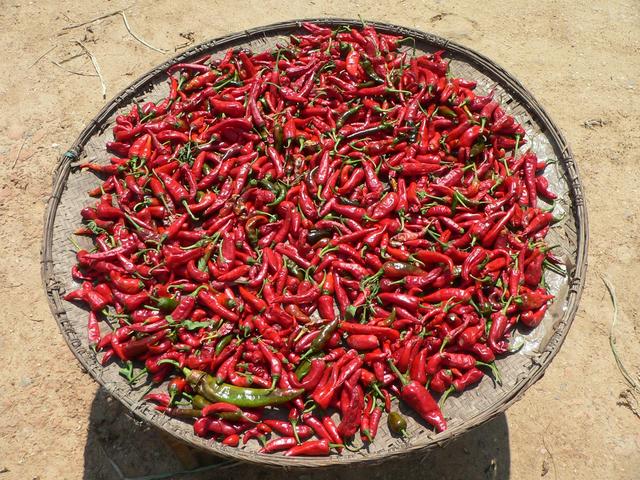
[
  {"xmin": 438, "ymin": 385, "xmax": 455, "ymax": 408},
  {"xmin": 477, "ymin": 361, "xmax": 502, "ymax": 386},
  {"xmin": 130, "ymin": 367, "xmax": 148, "ymax": 384},
  {"xmin": 68, "ymin": 235, "xmax": 82, "ymax": 252},
  {"xmin": 513, "ymin": 134, "xmax": 521, "ymax": 158},
  {"xmin": 290, "ymin": 419, "xmax": 301, "ymax": 444},
  {"xmin": 387, "ymin": 358, "xmax": 409, "ymax": 385},
  {"xmin": 268, "ymin": 376, "xmax": 280, "ymax": 392},
  {"xmin": 342, "ymin": 441, "xmax": 365, "ymax": 452},
  {"xmin": 158, "ymin": 358, "xmax": 181, "ymax": 369},
  {"xmin": 181, "ymin": 200, "xmax": 199, "ymax": 221}
]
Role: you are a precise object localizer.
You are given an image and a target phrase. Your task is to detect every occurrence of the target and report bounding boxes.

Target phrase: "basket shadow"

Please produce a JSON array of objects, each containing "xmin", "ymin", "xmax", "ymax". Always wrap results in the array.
[{"xmin": 84, "ymin": 387, "xmax": 510, "ymax": 480}]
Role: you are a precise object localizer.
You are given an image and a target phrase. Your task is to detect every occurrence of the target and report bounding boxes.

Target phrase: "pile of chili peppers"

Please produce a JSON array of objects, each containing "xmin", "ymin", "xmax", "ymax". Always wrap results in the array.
[{"xmin": 65, "ymin": 23, "xmax": 562, "ymax": 456}]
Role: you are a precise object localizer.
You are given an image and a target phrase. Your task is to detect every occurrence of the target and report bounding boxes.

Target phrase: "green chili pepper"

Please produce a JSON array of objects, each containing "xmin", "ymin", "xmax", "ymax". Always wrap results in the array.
[
  {"xmin": 344, "ymin": 122, "xmax": 393, "ymax": 141},
  {"xmin": 382, "ymin": 308, "xmax": 397, "ymax": 327},
  {"xmin": 360, "ymin": 58, "xmax": 384, "ymax": 84},
  {"xmin": 216, "ymin": 411, "xmax": 246, "ymax": 422},
  {"xmin": 215, "ymin": 334, "xmax": 233, "ymax": 355},
  {"xmin": 284, "ymin": 259, "xmax": 304, "ymax": 280},
  {"xmin": 295, "ymin": 358, "xmax": 312, "ymax": 379},
  {"xmin": 307, "ymin": 319, "xmax": 339, "ymax": 355},
  {"xmin": 438, "ymin": 106, "xmax": 457, "ymax": 118},
  {"xmin": 245, "ymin": 214, "xmax": 270, "ymax": 246},
  {"xmin": 191, "ymin": 394, "xmax": 211, "ymax": 410},
  {"xmin": 338, "ymin": 196, "xmax": 362, "ymax": 207},
  {"xmin": 387, "ymin": 411, "xmax": 408, "ymax": 435},
  {"xmin": 469, "ymin": 139, "xmax": 485, "ymax": 158},
  {"xmin": 185, "ymin": 369, "xmax": 304, "ymax": 408},
  {"xmin": 266, "ymin": 183, "xmax": 287, "ymax": 207},
  {"xmin": 167, "ymin": 408, "xmax": 202, "ymax": 418},
  {"xmin": 156, "ymin": 296, "xmax": 178, "ymax": 312},
  {"xmin": 336, "ymin": 104, "xmax": 363, "ymax": 129}
]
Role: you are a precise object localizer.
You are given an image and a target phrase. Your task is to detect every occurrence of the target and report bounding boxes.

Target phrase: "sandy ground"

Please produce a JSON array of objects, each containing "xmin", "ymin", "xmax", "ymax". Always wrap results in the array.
[{"xmin": 0, "ymin": 1, "xmax": 639, "ymax": 479}]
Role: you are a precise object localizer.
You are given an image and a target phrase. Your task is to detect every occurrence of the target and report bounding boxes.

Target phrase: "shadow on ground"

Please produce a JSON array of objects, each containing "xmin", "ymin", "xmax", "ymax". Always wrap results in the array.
[{"xmin": 84, "ymin": 387, "xmax": 510, "ymax": 480}]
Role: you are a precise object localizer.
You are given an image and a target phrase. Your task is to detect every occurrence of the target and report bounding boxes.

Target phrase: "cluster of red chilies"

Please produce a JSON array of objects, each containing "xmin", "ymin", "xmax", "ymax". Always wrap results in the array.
[{"xmin": 65, "ymin": 23, "xmax": 561, "ymax": 456}]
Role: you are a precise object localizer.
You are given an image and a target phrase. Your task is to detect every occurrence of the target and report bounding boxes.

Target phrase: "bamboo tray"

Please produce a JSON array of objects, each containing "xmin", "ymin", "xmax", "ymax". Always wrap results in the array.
[{"xmin": 42, "ymin": 18, "xmax": 588, "ymax": 468}]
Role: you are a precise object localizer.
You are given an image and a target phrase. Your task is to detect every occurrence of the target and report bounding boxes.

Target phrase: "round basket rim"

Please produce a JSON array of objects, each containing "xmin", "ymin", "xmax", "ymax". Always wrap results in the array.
[{"xmin": 42, "ymin": 17, "xmax": 588, "ymax": 468}]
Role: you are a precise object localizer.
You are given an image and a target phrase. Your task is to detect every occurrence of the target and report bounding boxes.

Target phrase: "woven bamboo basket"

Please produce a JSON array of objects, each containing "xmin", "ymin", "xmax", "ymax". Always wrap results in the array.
[{"xmin": 41, "ymin": 19, "xmax": 588, "ymax": 468}]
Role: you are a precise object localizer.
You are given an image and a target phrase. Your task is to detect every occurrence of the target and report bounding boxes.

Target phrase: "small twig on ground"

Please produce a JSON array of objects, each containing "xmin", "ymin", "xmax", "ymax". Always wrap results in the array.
[
  {"xmin": 174, "ymin": 32, "xmax": 195, "ymax": 51},
  {"xmin": 75, "ymin": 41, "xmax": 107, "ymax": 99},
  {"xmin": 120, "ymin": 11, "xmax": 168, "ymax": 53},
  {"xmin": 541, "ymin": 422, "xmax": 558, "ymax": 480},
  {"xmin": 618, "ymin": 389, "xmax": 640, "ymax": 419},
  {"xmin": 12, "ymin": 136, "xmax": 28, "ymax": 169},
  {"xmin": 50, "ymin": 60, "xmax": 98, "ymax": 77},
  {"xmin": 582, "ymin": 118, "xmax": 609, "ymax": 129},
  {"xmin": 29, "ymin": 45, "xmax": 57, "ymax": 68},
  {"xmin": 602, "ymin": 275, "xmax": 640, "ymax": 393},
  {"xmin": 60, "ymin": 8, "xmax": 168, "ymax": 54},
  {"xmin": 61, "ymin": 8, "xmax": 129, "ymax": 30},
  {"xmin": 57, "ymin": 52, "xmax": 84, "ymax": 64}
]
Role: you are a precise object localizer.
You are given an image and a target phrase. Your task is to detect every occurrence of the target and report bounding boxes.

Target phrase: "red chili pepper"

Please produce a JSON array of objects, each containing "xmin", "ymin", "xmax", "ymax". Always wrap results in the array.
[
  {"xmin": 378, "ymin": 292, "xmax": 420, "ymax": 312},
  {"xmin": 263, "ymin": 419, "xmax": 313, "ymax": 439},
  {"xmin": 121, "ymin": 330, "xmax": 167, "ymax": 359},
  {"xmin": 337, "ymin": 380, "xmax": 364, "ymax": 438},
  {"xmin": 487, "ymin": 311, "xmax": 509, "ymax": 354},
  {"xmin": 283, "ymin": 439, "xmax": 331, "ymax": 457},
  {"xmin": 408, "ymin": 347, "xmax": 429, "ymax": 385},
  {"xmin": 535, "ymin": 176, "xmax": 557, "ymax": 200},
  {"xmin": 449, "ymin": 367, "xmax": 484, "ymax": 395},
  {"xmin": 518, "ymin": 288, "xmax": 553, "ymax": 310},
  {"xmin": 222, "ymin": 434, "xmax": 240, "ymax": 447},
  {"xmin": 457, "ymin": 320, "xmax": 486, "ymax": 349},
  {"xmin": 198, "ymin": 290, "xmax": 239, "ymax": 323},
  {"xmin": 421, "ymin": 288, "xmax": 472, "ymax": 304},
  {"xmin": 521, "ymin": 304, "xmax": 547, "ymax": 328},
  {"xmin": 522, "ymin": 211, "xmax": 554, "ymax": 236},
  {"xmin": 482, "ymin": 205, "xmax": 516, "ymax": 248},
  {"xmin": 340, "ymin": 322, "xmax": 401, "ymax": 340},
  {"xmin": 388, "ymin": 359, "xmax": 447, "ymax": 432},
  {"xmin": 367, "ymin": 192, "xmax": 398, "ymax": 220},
  {"xmin": 468, "ymin": 343, "xmax": 495, "ymax": 363},
  {"xmin": 87, "ymin": 311, "xmax": 101, "ymax": 345},
  {"xmin": 346, "ymin": 334, "xmax": 380, "ymax": 350},
  {"xmin": 414, "ymin": 250, "xmax": 455, "ymax": 273}
]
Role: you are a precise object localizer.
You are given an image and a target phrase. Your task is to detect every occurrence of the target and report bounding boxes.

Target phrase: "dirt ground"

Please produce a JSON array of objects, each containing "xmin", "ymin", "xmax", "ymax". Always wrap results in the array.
[{"xmin": 0, "ymin": 1, "xmax": 639, "ymax": 479}]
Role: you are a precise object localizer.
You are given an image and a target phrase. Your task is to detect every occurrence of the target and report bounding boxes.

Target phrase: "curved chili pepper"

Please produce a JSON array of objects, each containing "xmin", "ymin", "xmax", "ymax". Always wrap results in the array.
[
  {"xmin": 263, "ymin": 420, "xmax": 313, "ymax": 439},
  {"xmin": 388, "ymin": 359, "xmax": 447, "ymax": 432},
  {"xmin": 346, "ymin": 334, "xmax": 380, "ymax": 350},
  {"xmin": 521, "ymin": 304, "xmax": 547, "ymax": 328},
  {"xmin": 185, "ymin": 369, "xmax": 304, "ymax": 408}
]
